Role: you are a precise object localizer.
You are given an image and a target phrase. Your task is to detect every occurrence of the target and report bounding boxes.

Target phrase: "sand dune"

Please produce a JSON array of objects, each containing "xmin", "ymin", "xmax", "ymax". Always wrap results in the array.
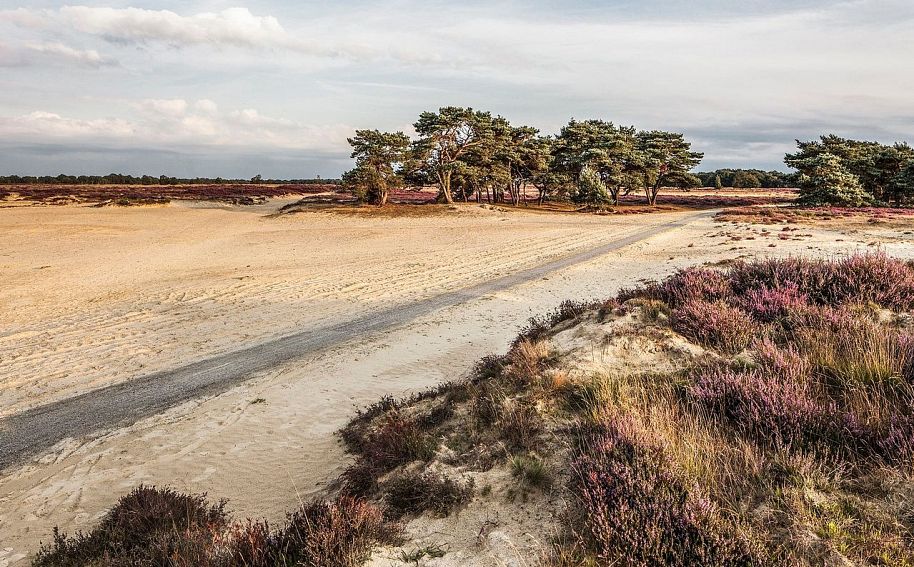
[{"xmin": 1, "ymin": 200, "xmax": 911, "ymax": 565}]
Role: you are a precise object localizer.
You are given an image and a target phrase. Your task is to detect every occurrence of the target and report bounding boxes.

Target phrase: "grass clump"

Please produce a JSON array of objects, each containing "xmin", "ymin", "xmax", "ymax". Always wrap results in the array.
[
  {"xmin": 382, "ymin": 470, "xmax": 473, "ymax": 519},
  {"xmin": 510, "ymin": 454, "xmax": 552, "ymax": 490}
]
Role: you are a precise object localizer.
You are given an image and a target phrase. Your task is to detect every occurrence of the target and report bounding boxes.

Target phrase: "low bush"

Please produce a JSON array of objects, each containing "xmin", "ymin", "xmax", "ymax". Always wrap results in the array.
[
  {"xmin": 34, "ymin": 486, "xmax": 227, "ymax": 567},
  {"xmin": 504, "ymin": 339, "xmax": 551, "ymax": 385},
  {"xmin": 740, "ymin": 284, "xmax": 808, "ymax": 323},
  {"xmin": 569, "ymin": 418, "xmax": 760, "ymax": 566},
  {"xmin": 269, "ymin": 497, "xmax": 395, "ymax": 567},
  {"xmin": 498, "ymin": 401, "xmax": 543, "ymax": 450},
  {"xmin": 515, "ymin": 300, "xmax": 600, "ymax": 345},
  {"xmin": 672, "ymin": 300, "xmax": 755, "ymax": 354},
  {"xmin": 382, "ymin": 470, "xmax": 473, "ymax": 518},
  {"xmin": 35, "ymin": 488, "xmax": 395, "ymax": 567},
  {"xmin": 359, "ymin": 412, "xmax": 436, "ymax": 471}
]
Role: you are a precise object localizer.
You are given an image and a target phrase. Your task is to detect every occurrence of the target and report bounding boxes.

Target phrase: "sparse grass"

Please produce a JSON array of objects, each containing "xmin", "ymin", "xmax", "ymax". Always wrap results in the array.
[
  {"xmin": 498, "ymin": 400, "xmax": 543, "ymax": 451},
  {"xmin": 383, "ymin": 470, "xmax": 474, "ymax": 519}
]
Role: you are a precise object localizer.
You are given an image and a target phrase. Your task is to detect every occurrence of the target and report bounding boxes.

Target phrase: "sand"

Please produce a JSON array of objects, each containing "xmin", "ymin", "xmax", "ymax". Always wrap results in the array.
[{"xmin": 1, "ymin": 200, "xmax": 912, "ymax": 565}]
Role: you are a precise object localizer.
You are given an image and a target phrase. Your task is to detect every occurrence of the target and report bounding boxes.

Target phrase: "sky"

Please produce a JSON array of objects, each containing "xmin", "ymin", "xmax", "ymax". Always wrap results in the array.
[{"xmin": 1, "ymin": 0, "xmax": 912, "ymax": 178}]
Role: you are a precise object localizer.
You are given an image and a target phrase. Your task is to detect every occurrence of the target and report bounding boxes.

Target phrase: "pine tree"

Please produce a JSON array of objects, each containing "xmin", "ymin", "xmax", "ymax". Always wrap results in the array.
[{"xmin": 793, "ymin": 152, "xmax": 872, "ymax": 206}]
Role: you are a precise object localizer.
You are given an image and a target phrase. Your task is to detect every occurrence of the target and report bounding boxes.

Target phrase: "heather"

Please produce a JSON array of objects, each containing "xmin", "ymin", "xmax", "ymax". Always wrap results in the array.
[
  {"xmin": 35, "ymin": 253, "xmax": 914, "ymax": 566},
  {"xmin": 33, "ymin": 488, "xmax": 396, "ymax": 567}
]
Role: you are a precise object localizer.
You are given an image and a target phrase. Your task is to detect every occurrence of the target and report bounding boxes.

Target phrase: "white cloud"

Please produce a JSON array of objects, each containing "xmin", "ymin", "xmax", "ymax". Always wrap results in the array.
[
  {"xmin": 57, "ymin": 6, "xmax": 285, "ymax": 48},
  {"xmin": 136, "ymin": 98, "xmax": 189, "ymax": 117},
  {"xmin": 0, "ymin": 101, "xmax": 353, "ymax": 153},
  {"xmin": 0, "ymin": 41, "xmax": 116, "ymax": 68},
  {"xmin": 194, "ymin": 99, "xmax": 218, "ymax": 115}
]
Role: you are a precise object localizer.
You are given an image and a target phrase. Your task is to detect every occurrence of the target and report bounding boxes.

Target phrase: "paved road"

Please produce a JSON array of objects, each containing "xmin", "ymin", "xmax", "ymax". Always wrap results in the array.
[{"xmin": 0, "ymin": 210, "xmax": 710, "ymax": 469}]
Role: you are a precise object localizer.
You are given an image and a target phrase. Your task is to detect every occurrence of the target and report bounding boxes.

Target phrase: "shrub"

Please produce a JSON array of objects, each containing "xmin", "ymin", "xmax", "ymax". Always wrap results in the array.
[
  {"xmin": 727, "ymin": 254, "xmax": 914, "ymax": 310},
  {"xmin": 470, "ymin": 382, "xmax": 504, "ymax": 426},
  {"xmin": 34, "ymin": 486, "xmax": 227, "ymax": 567},
  {"xmin": 498, "ymin": 401, "xmax": 543, "ymax": 450},
  {"xmin": 271, "ymin": 497, "xmax": 396, "ymax": 567},
  {"xmin": 740, "ymin": 284, "xmax": 808, "ymax": 323},
  {"xmin": 471, "ymin": 354, "xmax": 507, "ymax": 382},
  {"xmin": 687, "ymin": 366, "xmax": 836, "ymax": 455},
  {"xmin": 671, "ymin": 300, "xmax": 755, "ymax": 354},
  {"xmin": 833, "ymin": 253, "xmax": 914, "ymax": 310},
  {"xmin": 505, "ymin": 339, "xmax": 551, "ymax": 385},
  {"xmin": 360, "ymin": 413, "xmax": 435, "ymax": 471},
  {"xmin": 657, "ymin": 267, "xmax": 732, "ymax": 307},
  {"xmin": 515, "ymin": 300, "xmax": 599, "ymax": 345},
  {"xmin": 753, "ymin": 339, "xmax": 811, "ymax": 383},
  {"xmin": 569, "ymin": 418, "xmax": 760, "ymax": 566},
  {"xmin": 382, "ymin": 470, "xmax": 473, "ymax": 518}
]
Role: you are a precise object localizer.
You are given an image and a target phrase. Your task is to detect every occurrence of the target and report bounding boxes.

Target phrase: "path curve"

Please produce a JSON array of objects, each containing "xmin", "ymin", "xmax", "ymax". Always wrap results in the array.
[{"xmin": 0, "ymin": 210, "xmax": 712, "ymax": 469}]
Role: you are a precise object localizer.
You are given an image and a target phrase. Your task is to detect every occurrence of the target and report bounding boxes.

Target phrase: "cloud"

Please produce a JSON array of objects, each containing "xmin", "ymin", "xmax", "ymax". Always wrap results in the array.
[
  {"xmin": 0, "ymin": 41, "xmax": 116, "ymax": 68},
  {"xmin": 0, "ymin": 101, "xmax": 353, "ymax": 154},
  {"xmin": 57, "ymin": 6, "xmax": 285, "ymax": 48},
  {"xmin": 136, "ymin": 98, "xmax": 189, "ymax": 117}
]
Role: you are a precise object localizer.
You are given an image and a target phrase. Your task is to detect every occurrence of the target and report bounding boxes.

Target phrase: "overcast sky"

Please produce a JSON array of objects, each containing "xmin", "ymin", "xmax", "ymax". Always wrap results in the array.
[{"xmin": 1, "ymin": 1, "xmax": 912, "ymax": 178}]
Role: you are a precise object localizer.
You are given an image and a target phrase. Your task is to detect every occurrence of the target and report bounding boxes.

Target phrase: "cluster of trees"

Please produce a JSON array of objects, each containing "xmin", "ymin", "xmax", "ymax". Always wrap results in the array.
[
  {"xmin": 785, "ymin": 135, "xmax": 914, "ymax": 206},
  {"xmin": 0, "ymin": 174, "xmax": 337, "ymax": 185},
  {"xmin": 694, "ymin": 169, "xmax": 793, "ymax": 189},
  {"xmin": 343, "ymin": 107, "xmax": 703, "ymax": 207}
]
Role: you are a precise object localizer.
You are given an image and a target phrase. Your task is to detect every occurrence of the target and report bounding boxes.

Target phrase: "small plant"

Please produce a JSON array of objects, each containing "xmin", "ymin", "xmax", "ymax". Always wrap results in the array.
[
  {"xmin": 383, "ymin": 470, "xmax": 473, "ymax": 518},
  {"xmin": 569, "ymin": 418, "xmax": 760, "ymax": 566},
  {"xmin": 505, "ymin": 339, "xmax": 551, "ymax": 385},
  {"xmin": 34, "ymin": 485, "xmax": 227, "ymax": 566},
  {"xmin": 399, "ymin": 543, "xmax": 447, "ymax": 563},
  {"xmin": 498, "ymin": 401, "xmax": 543, "ymax": 450},
  {"xmin": 510, "ymin": 454, "xmax": 552, "ymax": 489},
  {"xmin": 360, "ymin": 412, "xmax": 436, "ymax": 471},
  {"xmin": 271, "ymin": 497, "xmax": 397, "ymax": 567}
]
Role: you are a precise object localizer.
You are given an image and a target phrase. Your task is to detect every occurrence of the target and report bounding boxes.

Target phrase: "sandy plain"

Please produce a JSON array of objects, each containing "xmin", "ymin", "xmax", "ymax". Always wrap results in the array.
[{"xmin": 1, "ymin": 198, "xmax": 911, "ymax": 565}]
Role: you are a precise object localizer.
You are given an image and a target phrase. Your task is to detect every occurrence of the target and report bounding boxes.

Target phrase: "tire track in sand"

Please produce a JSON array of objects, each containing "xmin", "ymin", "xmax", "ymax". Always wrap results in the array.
[{"xmin": 0, "ymin": 210, "xmax": 711, "ymax": 469}]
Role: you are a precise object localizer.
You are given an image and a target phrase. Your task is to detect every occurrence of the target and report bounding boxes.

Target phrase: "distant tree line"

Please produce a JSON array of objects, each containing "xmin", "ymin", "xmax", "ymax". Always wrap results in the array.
[
  {"xmin": 343, "ymin": 106, "xmax": 703, "ymax": 207},
  {"xmin": 694, "ymin": 169, "xmax": 793, "ymax": 189},
  {"xmin": 0, "ymin": 174, "xmax": 339, "ymax": 185},
  {"xmin": 785, "ymin": 135, "xmax": 914, "ymax": 206}
]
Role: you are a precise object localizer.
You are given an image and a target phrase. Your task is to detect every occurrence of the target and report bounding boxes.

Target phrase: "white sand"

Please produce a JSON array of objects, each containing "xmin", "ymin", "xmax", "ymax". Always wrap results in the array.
[{"xmin": 1, "ymin": 200, "xmax": 911, "ymax": 565}]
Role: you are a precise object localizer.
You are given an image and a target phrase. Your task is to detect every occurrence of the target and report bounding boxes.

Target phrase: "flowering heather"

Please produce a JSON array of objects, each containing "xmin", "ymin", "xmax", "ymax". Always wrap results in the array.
[
  {"xmin": 753, "ymin": 339, "xmax": 812, "ymax": 382},
  {"xmin": 569, "ymin": 418, "xmax": 759, "ymax": 566},
  {"xmin": 687, "ymin": 367, "xmax": 838, "ymax": 455},
  {"xmin": 728, "ymin": 253, "xmax": 914, "ymax": 310},
  {"xmin": 658, "ymin": 267, "xmax": 733, "ymax": 307},
  {"xmin": 671, "ymin": 300, "xmax": 755, "ymax": 354},
  {"xmin": 740, "ymin": 284, "xmax": 808, "ymax": 323}
]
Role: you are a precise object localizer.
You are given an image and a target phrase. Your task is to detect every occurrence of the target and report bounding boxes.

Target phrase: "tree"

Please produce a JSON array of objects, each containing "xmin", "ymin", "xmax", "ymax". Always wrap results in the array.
[
  {"xmin": 412, "ymin": 107, "xmax": 493, "ymax": 204},
  {"xmin": 789, "ymin": 152, "xmax": 871, "ymax": 206},
  {"xmin": 731, "ymin": 170, "xmax": 761, "ymax": 188},
  {"xmin": 891, "ymin": 161, "xmax": 914, "ymax": 205},
  {"xmin": 636, "ymin": 131, "xmax": 703, "ymax": 205},
  {"xmin": 714, "ymin": 174, "xmax": 723, "ymax": 190},
  {"xmin": 553, "ymin": 120, "xmax": 642, "ymax": 205},
  {"xmin": 343, "ymin": 129, "xmax": 410, "ymax": 206},
  {"xmin": 573, "ymin": 165, "xmax": 612, "ymax": 207}
]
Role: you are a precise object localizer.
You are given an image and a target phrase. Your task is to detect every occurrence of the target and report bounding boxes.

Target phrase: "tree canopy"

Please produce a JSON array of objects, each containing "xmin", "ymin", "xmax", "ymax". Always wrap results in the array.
[
  {"xmin": 342, "ymin": 107, "xmax": 704, "ymax": 208},
  {"xmin": 785, "ymin": 135, "xmax": 914, "ymax": 206}
]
